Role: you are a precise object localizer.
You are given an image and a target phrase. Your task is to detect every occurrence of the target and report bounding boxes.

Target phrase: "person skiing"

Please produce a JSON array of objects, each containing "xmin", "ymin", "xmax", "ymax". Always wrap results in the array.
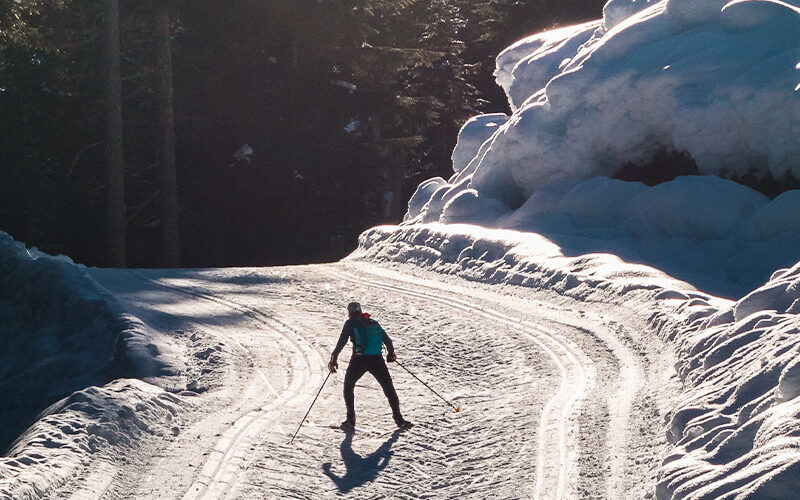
[{"xmin": 328, "ymin": 302, "xmax": 413, "ymax": 431}]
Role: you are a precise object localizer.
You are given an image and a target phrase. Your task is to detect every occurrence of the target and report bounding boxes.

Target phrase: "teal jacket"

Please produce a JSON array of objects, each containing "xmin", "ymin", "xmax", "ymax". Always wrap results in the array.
[{"xmin": 332, "ymin": 313, "xmax": 394, "ymax": 358}]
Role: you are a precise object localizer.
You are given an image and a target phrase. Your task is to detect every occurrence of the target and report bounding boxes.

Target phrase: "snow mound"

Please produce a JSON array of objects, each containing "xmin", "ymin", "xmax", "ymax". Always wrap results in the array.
[
  {"xmin": 406, "ymin": 177, "xmax": 447, "ymax": 220},
  {"xmin": 495, "ymin": 20, "xmax": 601, "ymax": 111},
  {"xmin": 653, "ymin": 261, "xmax": 800, "ymax": 499},
  {"xmin": 0, "ymin": 231, "xmax": 185, "ymax": 493},
  {"xmin": 0, "ymin": 232, "xmax": 176, "ymax": 448},
  {"xmin": 482, "ymin": 0, "xmax": 800, "ymax": 196},
  {"xmin": 484, "ymin": 0, "xmax": 800, "ymax": 194},
  {"xmin": 0, "ymin": 380, "xmax": 188, "ymax": 500},
  {"xmin": 408, "ymin": 174, "xmax": 798, "ymax": 297},
  {"xmin": 451, "ymin": 114, "xmax": 509, "ymax": 173},
  {"xmin": 408, "ymin": 0, "xmax": 800, "ymax": 296}
]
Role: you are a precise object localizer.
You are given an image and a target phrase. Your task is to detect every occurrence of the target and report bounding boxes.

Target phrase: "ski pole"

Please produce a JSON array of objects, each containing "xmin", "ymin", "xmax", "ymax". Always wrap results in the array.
[
  {"xmin": 395, "ymin": 360, "xmax": 461, "ymax": 413},
  {"xmin": 290, "ymin": 371, "xmax": 331, "ymax": 444}
]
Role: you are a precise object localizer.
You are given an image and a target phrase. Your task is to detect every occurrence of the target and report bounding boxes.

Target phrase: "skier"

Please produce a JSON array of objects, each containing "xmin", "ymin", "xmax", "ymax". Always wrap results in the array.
[{"xmin": 328, "ymin": 302, "xmax": 413, "ymax": 431}]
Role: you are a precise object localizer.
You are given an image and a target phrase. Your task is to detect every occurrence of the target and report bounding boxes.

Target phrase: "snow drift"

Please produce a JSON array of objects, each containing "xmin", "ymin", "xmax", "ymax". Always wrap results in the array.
[
  {"xmin": 406, "ymin": 0, "xmax": 800, "ymax": 298},
  {"xmin": 0, "ymin": 231, "xmax": 181, "ymax": 498},
  {"xmin": 653, "ymin": 261, "xmax": 800, "ymax": 499}
]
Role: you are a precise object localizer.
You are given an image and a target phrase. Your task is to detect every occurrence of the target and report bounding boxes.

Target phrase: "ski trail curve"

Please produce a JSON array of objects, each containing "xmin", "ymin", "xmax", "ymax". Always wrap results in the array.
[
  {"xmin": 511, "ymin": 297, "xmax": 646, "ymax": 499},
  {"xmin": 127, "ymin": 271, "xmax": 326, "ymax": 500},
  {"xmin": 329, "ymin": 267, "xmax": 595, "ymax": 499}
]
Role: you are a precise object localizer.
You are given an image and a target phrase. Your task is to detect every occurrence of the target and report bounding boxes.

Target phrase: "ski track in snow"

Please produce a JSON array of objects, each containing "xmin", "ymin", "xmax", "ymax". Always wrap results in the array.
[
  {"xmin": 333, "ymin": 263, "xmax": 659, "ymax": 499},
  {"xmin": 330, "ymin": 268, "xmax": 595, "ymax": 499},
  {"xmin": 42, "ymin": 262, "xmax": 669, "ymax": 499},
  {"xmin": 125, "ymin": 270, "xmax": 328, "ymax": 500}
]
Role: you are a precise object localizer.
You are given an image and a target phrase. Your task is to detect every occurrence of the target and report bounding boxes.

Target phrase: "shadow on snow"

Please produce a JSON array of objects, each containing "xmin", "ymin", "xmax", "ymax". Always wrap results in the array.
[{"xmin": 322, "ymin": 430, "xmax": 402, "ymax": 493}]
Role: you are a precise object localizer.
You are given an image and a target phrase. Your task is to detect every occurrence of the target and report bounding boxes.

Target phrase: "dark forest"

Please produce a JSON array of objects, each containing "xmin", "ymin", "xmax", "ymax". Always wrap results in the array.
[{"xmin": 0, "ymin": 0, "xmax": 606, "ymax": 267}]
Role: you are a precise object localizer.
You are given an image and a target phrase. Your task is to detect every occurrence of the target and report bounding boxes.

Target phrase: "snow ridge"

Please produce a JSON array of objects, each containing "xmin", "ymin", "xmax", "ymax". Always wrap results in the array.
[{"xmin": 0, "ymin": 231, "xmax": 181, "ymax": 498}]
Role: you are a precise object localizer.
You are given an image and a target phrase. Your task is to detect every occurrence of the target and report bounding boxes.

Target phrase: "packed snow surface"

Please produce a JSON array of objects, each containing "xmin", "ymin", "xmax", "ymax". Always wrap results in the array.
[
  {"xmin": 409, "ymin": 0, "xmax": 800, "ymax": 298},
  {"xmin": 1, "ymin": 237, "xmax": 681, "ymax": 498},
  {"xmin": 2, "ymin": 222, "xmax": 800, "ymax": 499}
]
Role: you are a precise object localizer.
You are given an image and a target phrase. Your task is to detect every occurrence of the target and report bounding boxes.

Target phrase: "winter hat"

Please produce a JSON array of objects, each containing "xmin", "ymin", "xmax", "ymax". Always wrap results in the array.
[{"xmin": 347, "ymin": 302, "xmax": 362, "ymax": 314}]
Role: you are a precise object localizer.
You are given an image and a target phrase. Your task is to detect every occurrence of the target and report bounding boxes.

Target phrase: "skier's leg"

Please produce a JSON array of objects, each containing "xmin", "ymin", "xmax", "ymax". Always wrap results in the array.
[
  {"xmin": 343, "ymin": 357, "xmax": 368, "ymax": 424},
  {"xmin": 368, "ymin": 357, "xmax": 403, "ymax": 424}
]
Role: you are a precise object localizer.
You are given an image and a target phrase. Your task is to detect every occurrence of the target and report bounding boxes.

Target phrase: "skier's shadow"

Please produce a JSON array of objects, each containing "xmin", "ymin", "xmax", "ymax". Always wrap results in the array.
[{"xmin": 322, "ymin": 429, "xmax": 402, "ymax": 493}]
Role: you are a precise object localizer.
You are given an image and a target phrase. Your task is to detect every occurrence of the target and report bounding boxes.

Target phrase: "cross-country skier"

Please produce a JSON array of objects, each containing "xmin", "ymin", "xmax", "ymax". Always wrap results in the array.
[{"xmin": 328, "ymin": 302, "xmax": 413, "ymax": 431}]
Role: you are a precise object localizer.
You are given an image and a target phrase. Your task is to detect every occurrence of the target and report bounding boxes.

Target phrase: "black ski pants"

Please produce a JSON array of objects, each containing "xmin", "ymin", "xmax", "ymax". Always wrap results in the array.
[{"xmin": 344, "ymin": 355, "xmax": 403, "ymax": 425}]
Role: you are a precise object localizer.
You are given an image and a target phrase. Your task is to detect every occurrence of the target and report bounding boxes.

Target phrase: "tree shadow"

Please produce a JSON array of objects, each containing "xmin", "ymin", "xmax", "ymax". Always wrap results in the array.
[{"xmin": 321, "ymin": 429, "xmax": 402, "ymax": 493}]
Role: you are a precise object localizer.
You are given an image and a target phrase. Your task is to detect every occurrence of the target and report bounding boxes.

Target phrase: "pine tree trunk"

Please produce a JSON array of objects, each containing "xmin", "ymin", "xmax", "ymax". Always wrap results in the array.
[
  {"xmin": 104, "ymin": 0, "xmax": 126, "ymax": 267},
  {"xmin": 288, "ymin": 35, "xmax": 299, "ymax": 142},
  {"xmin": 382, "ymin": 150, "xmax": 404, "ymax": 222},
  {"xmin": 368, "ymin": 114, "xmax": 402, "ymax": 222},
  {"xmin": 155, "ymin": 2, "xmax": 181, "ymax": 267}
]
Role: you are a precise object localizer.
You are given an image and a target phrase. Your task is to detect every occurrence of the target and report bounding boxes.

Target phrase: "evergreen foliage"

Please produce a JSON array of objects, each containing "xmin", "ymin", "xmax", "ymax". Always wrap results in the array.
[{"xmin": 0, "ymin": 0, "xmax": 608, "ymax": 266}]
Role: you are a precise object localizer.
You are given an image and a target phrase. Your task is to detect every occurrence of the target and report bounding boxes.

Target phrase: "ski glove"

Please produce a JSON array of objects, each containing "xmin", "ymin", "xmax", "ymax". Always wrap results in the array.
[
  {"xmin": 386, "ymin": 352, "xmax": 396, "ymax": 363},
  {"xmin": 328, "ymin": 356, "xmax": 338, "ymax": 373}
]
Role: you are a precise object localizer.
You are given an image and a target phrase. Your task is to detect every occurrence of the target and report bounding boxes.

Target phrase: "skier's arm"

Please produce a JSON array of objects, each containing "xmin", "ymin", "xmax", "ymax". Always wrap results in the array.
[
  {"xmin": 331, "ymin": 322, "xmax": 351, "ymax": 359},
  {"xmin": 328, "ymin": 324, "xmax": 350, "ymax": 372},
  {"xmin": 382, "ymin": 329, "xmax": 395, "ymax": 355}
]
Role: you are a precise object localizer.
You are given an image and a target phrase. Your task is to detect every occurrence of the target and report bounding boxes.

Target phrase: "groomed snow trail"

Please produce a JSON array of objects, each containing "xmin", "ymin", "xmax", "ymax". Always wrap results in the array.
[
  {"xmin": 127, "ymin": 271, "xmax": 327, "ymax": 499},
  {"xmin": 329, "ymin": 268, "xmax": 594, "ymax": 499},
  {"xmin": 79, "ymin": 262, "xmax": 675, "ymax": 499}
]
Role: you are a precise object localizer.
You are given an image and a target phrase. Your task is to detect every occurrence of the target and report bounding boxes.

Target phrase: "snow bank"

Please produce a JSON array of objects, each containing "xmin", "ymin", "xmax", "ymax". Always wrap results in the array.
[
  {"xmin": 0, "ymin": 231, "xmax": 182, "ymax": 496},
  {"xmin": 408, "ymin": 174, "xmax": 798, "ymax": 298},
  {"xmin": 0, "ymin": 380, "xmax": 187, "ymax": 500},
  {"xmin": 350, "ymin": 223, "xmax": 800, "ymax": 499},
  {"xmin": 408, "ymin": 0, "xmax": 800, "ymax": 296},
  {"xmin": 653, "ymin": 261, "xmax": 800, "ymax": 499},
  {"xmin": 351, "ymin": 223, "xmax": 698, "ymax": 299}
]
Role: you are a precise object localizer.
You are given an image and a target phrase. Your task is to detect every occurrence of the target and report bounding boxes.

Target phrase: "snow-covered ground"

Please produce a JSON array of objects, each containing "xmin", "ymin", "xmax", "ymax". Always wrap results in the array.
[
  {"xmin": 2, "ymin": 0, "xmax": 800, "ymax": 498},
  {"xmin": 3, "ymin": 222, "xmax": 799, "ymax": 498},
  {"xmin": 0, "ymin": 236, "xmax": 684, "ymax": 498}
]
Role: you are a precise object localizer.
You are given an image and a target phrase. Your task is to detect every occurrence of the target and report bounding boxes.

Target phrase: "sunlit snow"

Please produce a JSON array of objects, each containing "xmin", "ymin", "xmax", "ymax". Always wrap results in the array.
[
  {"xmin": 2, "ymin": 0, "xmax": 800, "ymax": 498},
  {"xmin": 409, "ymin": 0, "xmax": 800, "ymax": 298}
]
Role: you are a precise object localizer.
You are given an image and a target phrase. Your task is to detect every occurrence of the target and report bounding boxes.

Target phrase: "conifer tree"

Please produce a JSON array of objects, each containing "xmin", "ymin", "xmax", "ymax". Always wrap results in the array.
[
  {"xmin": 104, "ymin": 0, "xmax": 126, "ymax": 267},
  {"xmin": 154, "ymin": 1, "xmax": 180, "ymax": 267}
]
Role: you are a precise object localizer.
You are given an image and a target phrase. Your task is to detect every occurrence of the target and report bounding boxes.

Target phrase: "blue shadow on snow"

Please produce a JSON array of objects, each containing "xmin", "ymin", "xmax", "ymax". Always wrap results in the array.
[{"xmin": 322, "ymin": 429, "xmax": 402, "ymax": 493}]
